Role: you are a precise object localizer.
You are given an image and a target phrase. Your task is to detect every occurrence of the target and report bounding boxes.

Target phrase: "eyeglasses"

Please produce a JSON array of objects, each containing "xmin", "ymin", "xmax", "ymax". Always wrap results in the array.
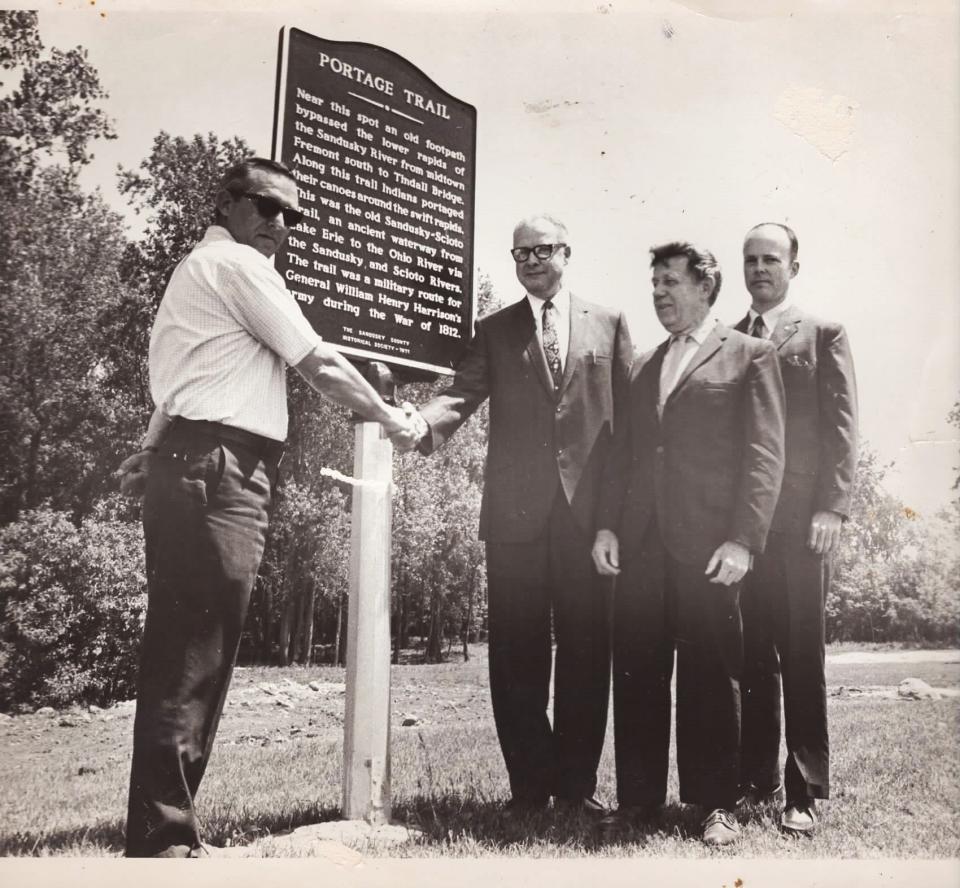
[
  {"xmin": 510, "ymin": 243, "xmax": 566, "ymax": 263},
  {"xmin": 232, "ymin": 190, "xmax": 305, "ymax": 228}
]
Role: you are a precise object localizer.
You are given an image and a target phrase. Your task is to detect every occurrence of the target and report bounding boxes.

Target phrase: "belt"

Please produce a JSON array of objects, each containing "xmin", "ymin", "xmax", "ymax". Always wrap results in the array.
[{"xmin": 171, "ymin": 417, "xmax": 286, "ymax": 463}]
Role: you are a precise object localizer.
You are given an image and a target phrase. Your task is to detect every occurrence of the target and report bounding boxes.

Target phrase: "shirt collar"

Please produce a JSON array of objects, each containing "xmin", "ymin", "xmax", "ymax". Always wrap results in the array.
[
  {"xmin": 527, "ymin": 287, "xmax": 570, "ymax": 316},
  {"xmin": 748, "ymin": 301, "xmax": 791, "ymax": 331},
  {"xmin": 203, "ymin": 225, "xmax": 236, "ymax": 245},
  {"xmin": 201, "ymin": 225, "xmax": 273, "ymax": 265},
  {"xmin": 675, "ymin": 311, "xmax": 717, "ymax": 345}
]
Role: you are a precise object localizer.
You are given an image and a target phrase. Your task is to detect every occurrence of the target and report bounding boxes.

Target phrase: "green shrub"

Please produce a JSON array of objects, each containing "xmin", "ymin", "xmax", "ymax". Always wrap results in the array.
[{"xmin": 0, "ymin": 500, "xmax": 146, "ymax": 710}]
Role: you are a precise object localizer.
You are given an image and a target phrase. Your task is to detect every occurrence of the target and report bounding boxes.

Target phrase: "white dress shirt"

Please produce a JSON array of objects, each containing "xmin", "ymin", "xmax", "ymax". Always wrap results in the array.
[
  {"xmin": 527, "ymin": 287, "xmax": 571, "ymax": 370},
  {"xmin": 149, "ymin": 226, "xmax": 322, "ymax": 441},
  {"xmin": 747, "ymin": 301, "xmax": 791, "ymax": 339},
  {"xmin": 658, "ymin": 312, "xmax": 717, "ymax": 415}
]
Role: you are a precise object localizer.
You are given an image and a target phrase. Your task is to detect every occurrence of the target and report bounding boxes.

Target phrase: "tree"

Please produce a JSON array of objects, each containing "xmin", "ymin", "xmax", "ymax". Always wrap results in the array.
[
  {"xmin": 829, "ymin": 446, "xmax": 917, "ymax": 641},
  {"xmin": 829, "ymin": 438, "xmax": 960, "ymax": 644},
  {"xmin": 0, "ymin": 11, "xmax": 115, "ymax": 192},
  {"xmin": 0, "ymin": 13, "xmax": 129, "ymax": 523}
]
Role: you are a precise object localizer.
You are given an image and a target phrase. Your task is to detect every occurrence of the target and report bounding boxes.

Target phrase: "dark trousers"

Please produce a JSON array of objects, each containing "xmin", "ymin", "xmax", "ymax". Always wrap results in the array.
[
  {"xmin": 612, "ymin": 523, "xmax": 743, "ymax": 811},
  {"xmin": 125, "ymin": 420, "xmax": 280, "ymax": 857},
  {"xmin": 485, "ymin": 493, "xmax": 611, "ymax": 804},
  {"xmin": 740, "ymin": 531, "xmax": 830, "ymax": 803}
]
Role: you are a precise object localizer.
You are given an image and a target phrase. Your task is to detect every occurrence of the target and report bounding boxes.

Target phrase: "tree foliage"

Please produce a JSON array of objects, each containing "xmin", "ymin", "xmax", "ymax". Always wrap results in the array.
[
  {"xmin": 0, "ymin": 14, "xmax": 130, "ymax": 523},
  {"xmin": 829, "ymin": 444, "xmax": 960, "ymax": 643},
  {"xmin": 0, "ymin": 10, "xmax": 115, "ymax": 192},
  {"xmin": 0, "ymin": 500, "xmax": 147, "ymax": 710},
  {"xmin": 117, "ymin": 131, "xmax": 251, "ymax": 301}
]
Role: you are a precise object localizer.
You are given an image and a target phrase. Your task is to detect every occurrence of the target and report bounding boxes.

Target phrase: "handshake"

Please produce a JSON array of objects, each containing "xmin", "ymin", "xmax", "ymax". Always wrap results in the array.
[
  {"xmin": 116, "ymin": 403, "xmax": 429, "ymax": 500},
  {"xmin": 382, "ymin": 402, "xmax": 429, "ymax": 453}
]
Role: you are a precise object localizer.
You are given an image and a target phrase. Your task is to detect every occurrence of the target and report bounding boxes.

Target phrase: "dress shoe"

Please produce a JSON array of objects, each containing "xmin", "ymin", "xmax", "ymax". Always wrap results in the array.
[
  {"xmin": 781, "ymin": 800, "xmax": 818, "ymax": 835},
  {"xmin": 597, "ymin": 804, "xmax": 660, "ymax": 838},
  {"xmin": 736, "ymin": 780, "xmax": 784, "ymax": 807},
  {"xmin": 151, "ymin": 843, "xmax": 210, "ymax": 858},
  {"xmin": 555, "ymin": 794, "xmax": 608, "ymax": 817},
  {"xmin": 500, "ymin": 796, "xmax": 549, "ymax": 821},
  {"xmin": 701, "ymin": 808, "xmax": 740, "ymax": 846}
]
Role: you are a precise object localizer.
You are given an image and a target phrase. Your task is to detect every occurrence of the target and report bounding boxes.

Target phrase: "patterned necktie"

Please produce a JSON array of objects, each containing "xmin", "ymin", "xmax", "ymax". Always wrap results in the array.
[
  {"xmin": 542, "ymin": 299, "xmax": 563, "ymax": 389},
  {"xmin": 750, "ymin": 314, "xmax": 766, "ymax": 338}
]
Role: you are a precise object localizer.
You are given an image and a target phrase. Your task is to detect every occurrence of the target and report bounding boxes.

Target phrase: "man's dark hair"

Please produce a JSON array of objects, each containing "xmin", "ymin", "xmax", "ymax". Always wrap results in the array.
[
  {"xmin": 213, "ymin": 157, "xmax": 297, "ymax": 222},
  {"xmin": 747, "ymin": 222, "xmax": 799, "ymax": 261},
  {"xmin": 650, "ymin": 241, "xmax": 723, "ymax": 305}
]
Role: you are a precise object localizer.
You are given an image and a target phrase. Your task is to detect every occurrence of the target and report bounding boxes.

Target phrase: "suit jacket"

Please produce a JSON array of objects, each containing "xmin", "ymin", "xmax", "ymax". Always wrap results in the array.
[
  {"xmin": 419, "ymin": 294, "xmax": 633, "ymax": 544},
  {"xmin": 596, "ymin": 323, "xmax": 786, "ymax": 567},
  {"xmin": 734, "ymin": 307, "xmax": 858, "ymax": 534}
]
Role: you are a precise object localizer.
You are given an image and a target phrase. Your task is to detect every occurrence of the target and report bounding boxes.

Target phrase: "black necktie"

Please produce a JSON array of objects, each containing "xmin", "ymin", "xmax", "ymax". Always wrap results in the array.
[
  {"xmin": 750, "ymin": 315, "xmax": 766, "ymax": 338},
  {"xmin": 542, "ymin": 300, "xmax": 562, "ymax": 389}
]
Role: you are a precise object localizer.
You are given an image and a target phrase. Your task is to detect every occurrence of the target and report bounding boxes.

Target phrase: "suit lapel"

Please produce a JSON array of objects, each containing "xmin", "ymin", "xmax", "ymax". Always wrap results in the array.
[
  {"xmin": 664, "ymin": 323, "xmax": 726, "ymax": 407},
  {"xmin": 734, "ymin": 313, "xmax": 750, "ymax": 335},
  {"xmin": 770, "ymin": 306, "xmax": 802, "ymax": 350},
  {"xmin": 557, "ymin": 295, "xmax": 589, "ymax": 396},
  {"xmin": 515, "ymin": 298, "xmax": 555, "ymax": 397}
]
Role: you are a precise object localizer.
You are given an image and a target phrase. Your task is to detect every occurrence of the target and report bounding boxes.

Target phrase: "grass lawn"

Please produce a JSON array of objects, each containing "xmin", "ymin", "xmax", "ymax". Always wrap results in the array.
[{"xmin": 0, "ymin": 644, "xmax": 957, "ymax": 858}]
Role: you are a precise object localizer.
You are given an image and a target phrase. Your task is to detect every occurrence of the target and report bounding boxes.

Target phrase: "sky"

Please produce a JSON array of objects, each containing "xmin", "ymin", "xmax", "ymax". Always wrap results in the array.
[{"xmin": 19, "ymin": 0, "xmax": 960, "ymax": 515}]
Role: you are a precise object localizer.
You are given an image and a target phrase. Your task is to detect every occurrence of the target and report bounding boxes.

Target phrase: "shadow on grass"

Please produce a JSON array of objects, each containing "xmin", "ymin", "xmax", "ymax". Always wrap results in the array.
[
  {"xmin": 0, "ymin": 805, "xmax": 346, "ymax": 857},
  {"xmin": 389, "ymin": 794, "xmax": 713, "ymax": 850},
  {"xmin": 204, "ymin": 801, "xmax": 344, "ymax": 849},
  {"xmin": 0, "ymin": 821, "xmax": 126, "ymax": 856}
]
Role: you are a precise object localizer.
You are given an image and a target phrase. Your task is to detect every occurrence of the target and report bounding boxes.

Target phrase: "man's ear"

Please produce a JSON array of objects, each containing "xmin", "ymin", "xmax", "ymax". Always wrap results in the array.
[
  {"xmin": 790, "ymin": 259, "xmax": 800, "ymax": 279},
  {"xmin": 562, "ymin": 244, "xmax": 572, "ymax": 261},
  {"xmin": 214, "ymin": 188, "xmax": 234, "ymax": 221}
]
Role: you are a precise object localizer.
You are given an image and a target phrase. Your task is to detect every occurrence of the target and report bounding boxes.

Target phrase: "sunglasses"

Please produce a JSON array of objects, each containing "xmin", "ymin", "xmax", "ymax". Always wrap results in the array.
[{"xmin": 232, "ymin": 190, "xmax": 305, "ymax": 228}]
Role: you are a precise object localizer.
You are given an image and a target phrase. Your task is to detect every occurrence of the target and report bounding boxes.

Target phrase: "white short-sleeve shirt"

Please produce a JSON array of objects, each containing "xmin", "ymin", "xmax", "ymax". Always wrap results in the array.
[{"xmin": 149, "ymin": 226, "xmax": 321, "ymax": 441}]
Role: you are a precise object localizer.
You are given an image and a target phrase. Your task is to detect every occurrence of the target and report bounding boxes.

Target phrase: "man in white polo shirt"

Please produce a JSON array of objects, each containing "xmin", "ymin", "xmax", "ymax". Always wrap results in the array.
[{"xmin": 119, "ymin": 157, "xmax": 416, "ymax": 857}]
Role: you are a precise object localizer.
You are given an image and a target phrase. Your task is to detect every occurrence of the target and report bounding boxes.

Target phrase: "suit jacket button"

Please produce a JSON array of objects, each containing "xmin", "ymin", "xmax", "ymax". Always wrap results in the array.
[{"xmin": 656, "ymin": 445, "xmax": 664, "ymax": 453}]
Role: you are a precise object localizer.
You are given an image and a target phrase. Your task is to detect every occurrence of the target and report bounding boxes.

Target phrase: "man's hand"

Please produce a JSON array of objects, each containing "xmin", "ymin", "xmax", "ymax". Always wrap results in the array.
[
  {"xmin": 592, "ymin": 529, "xmax": 621, "ymax": 576},
  {"xmin": 808, "ymin": 510, "xmax": 843, "ymax": 555},
  {"xmin": 383, "ymin": 402, "xmax": 427, "ymax": 452},
  {"xmin": 705, "ymin": 541, "xmax": 751, "ymax": 586},
  {"xmin": 116, "ymin": 450, "xmax": 153, "ymax": 498}
]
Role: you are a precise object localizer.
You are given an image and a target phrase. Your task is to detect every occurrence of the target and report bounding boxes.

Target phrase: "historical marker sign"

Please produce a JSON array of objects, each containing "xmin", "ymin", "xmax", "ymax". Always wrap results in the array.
[{"xmin": 273, "ymin": 27, "xmax": 476, "ymax": 376}]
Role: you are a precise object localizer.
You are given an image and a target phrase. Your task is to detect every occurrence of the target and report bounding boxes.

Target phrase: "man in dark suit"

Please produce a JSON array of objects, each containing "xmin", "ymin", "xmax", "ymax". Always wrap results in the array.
[
  {"xmin": 735, "ymin": 223, "xmax": 858, "ymax": 834},
  {"xmin": 402, "ymin": 214, "xmax": 633, "ymax": 815},
  {"xmin": 592, "ymin": 242, "xmax": 785, "ymax": 845}
]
